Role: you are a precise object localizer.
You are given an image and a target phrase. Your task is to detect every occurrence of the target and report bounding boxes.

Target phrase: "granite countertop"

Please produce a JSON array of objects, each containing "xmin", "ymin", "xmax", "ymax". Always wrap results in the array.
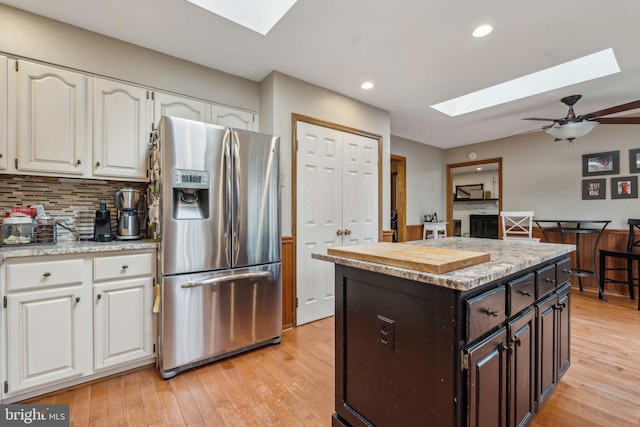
[
  {"xmin": 312, "ymin": 237, "xmax": 575, "ymax": 291},
  {"xmin": 0, "ymin": 239, "xmax": 158, "ymax": 263}
]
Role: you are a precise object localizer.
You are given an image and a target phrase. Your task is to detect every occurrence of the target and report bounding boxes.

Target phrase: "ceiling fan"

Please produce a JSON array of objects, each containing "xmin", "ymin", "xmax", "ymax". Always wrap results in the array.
[{"xmin": 523, "ymin": 95, "xmax": 640, "ymax": 141}]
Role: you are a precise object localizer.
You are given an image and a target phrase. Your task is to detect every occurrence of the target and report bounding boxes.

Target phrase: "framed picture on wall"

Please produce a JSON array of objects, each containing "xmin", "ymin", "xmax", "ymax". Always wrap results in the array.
[
  {"xmin": 582, "ymin": 151, "xmax": 619, "ymax": 177},
  {"xmin": 629, "ymin": 148, "xmax": 640, "ymax": 173},
  {"xmin": 611, "ymin": 176, "xmax": 638, "ymax": 199},
  {"xmin": 582, "ymin": 178, "xmax": 606, "ymax": 200}
]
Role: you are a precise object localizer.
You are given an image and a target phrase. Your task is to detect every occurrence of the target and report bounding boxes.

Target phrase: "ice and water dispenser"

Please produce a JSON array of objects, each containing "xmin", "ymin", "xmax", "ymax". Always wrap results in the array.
[{"xmin": 172, "ymin": 169, "xmax": 210, "ymax": 219}]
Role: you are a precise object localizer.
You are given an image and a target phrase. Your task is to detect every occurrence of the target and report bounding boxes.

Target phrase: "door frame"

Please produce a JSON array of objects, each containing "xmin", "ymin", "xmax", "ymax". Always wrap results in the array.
[
  {"xmin": 390, "ymin": 154, "xmax": 407, "ymax": 242},
  {"xmin": 446, "ymin": 157, "xmax": 503, "ymax": 237},
  {"xmin": 291, "ymin": 113, "xmax": 383, "ymax": 327}
]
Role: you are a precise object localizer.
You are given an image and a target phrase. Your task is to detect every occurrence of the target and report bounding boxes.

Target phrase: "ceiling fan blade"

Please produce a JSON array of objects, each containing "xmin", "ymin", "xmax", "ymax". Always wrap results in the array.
[
  {"xmin": 596, "ymin": 117, "xmax": 640, "ymax": 124},
  {"xmin": 584, "ymin": 100, "xmax": 640, "ymax": 119},
  {"xmin": 522, "ymin": 117, "xmax": 558, "ymax": 122}
]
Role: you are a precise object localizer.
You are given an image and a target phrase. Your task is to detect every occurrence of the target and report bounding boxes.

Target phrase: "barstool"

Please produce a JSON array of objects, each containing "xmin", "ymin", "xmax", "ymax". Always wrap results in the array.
[{"xmin": 423, "ymin": 222, "xmax": 448, "ymax": 239}]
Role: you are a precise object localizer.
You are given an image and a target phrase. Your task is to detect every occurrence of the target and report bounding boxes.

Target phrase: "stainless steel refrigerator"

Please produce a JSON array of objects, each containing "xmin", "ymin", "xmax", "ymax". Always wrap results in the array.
[{"xmin": 156, "ymin": 115, "xmax": 281, "ymax": 379}]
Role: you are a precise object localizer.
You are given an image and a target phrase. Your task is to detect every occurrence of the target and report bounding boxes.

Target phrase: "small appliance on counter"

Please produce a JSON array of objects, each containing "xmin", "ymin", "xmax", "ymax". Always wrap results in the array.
[
  {"xmin": 115, "ymin": 188, "xmax": 142, "ymax": 240},
  {"xmin": 93, "ymin": 200, "xmax": 114, "ymax": 242}
]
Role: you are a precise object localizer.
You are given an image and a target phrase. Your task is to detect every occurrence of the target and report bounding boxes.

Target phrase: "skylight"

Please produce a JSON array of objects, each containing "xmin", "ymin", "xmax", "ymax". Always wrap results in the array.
[
  {"xmin": 431, "ymin": 48, "xmax": 621, "ymax": 117},
  {"xmin": 186, "ymin": 0, "xmax": 298, "ymax": 35}
]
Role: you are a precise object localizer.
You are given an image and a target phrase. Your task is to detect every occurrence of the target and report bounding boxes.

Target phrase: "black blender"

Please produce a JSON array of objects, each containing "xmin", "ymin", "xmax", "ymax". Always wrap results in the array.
[{"xmin": 93, "ymin": 200, "xmax": 114, "ymax": 242}]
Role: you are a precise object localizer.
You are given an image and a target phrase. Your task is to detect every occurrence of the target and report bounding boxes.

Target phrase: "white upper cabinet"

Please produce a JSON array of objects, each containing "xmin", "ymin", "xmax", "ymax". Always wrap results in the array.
[
  {"xmin": 93, "ymin": 78, "xmax": 150, "ymax": 180},
  {"xmin": 153, "ymin": 91, "xmax": 210, "ymax": 125},
  {"xmin": 16, "ymin": 60, "xmax": 88, "ymax": 175},
  {"xmin": 211, "ymin": 104, "xmax": 258, "ymax": 131},
  {"xmin": 0, "ymin": 56, "xmax": 7, "ymax": 170}
]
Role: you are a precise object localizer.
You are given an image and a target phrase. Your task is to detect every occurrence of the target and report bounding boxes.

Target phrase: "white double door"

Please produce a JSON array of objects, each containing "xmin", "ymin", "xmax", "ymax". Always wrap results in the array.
[{"xmin": 296, "ymin": 121, "xmax": 379, "ymax": 325}]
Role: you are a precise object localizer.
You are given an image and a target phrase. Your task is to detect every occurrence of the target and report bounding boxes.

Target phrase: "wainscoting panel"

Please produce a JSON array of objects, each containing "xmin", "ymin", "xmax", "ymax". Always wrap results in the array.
[{"xmin": 282, "ymin": 236, "xmax": 294, "ymax": 330}]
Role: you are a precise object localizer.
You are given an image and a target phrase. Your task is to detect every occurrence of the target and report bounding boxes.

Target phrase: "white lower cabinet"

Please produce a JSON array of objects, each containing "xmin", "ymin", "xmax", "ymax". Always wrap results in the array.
[
  {"xmin": 6, "ymin": 286, "xmax": 90, "ymax": 394},
  {"xmin": 1, "ymin": 249, "xmax": 155, "ymax": 402},
  {"xmin": 94, "ymin": 278, "xmax": 154, "ymax": 370}
]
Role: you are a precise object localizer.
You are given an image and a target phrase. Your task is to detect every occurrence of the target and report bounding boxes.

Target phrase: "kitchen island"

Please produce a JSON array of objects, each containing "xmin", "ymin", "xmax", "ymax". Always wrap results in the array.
[{"xmin": 313, "ymin": 237, "xmax": 575, "ymax": 427}]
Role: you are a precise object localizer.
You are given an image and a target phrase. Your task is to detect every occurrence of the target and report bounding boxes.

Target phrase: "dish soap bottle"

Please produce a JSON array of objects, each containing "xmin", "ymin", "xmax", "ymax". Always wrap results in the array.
[{"xmin": 432, "ymin": 213, "xmax": 438, "ymax": 223}]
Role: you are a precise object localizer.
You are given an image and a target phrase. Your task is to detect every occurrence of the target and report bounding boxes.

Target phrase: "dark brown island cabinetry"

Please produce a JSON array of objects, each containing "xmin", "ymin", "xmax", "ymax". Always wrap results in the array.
[{"xmin": 331, "ymin": 256, "xmax": 572, "ymax": 427}]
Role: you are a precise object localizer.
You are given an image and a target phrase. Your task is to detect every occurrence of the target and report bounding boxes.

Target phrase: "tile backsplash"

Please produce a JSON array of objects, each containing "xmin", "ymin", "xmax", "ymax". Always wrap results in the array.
[{"xmin": 0, "ymin": 175, "xmax": 148, "ymax": 241}]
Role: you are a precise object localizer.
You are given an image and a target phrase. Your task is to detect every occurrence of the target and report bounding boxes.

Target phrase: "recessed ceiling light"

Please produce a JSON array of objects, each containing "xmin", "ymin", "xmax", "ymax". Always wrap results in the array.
[
  {"xmin": 361, "ymin": 82, "xmax": 374, "ymax": 90},
  {"xmin": 185, "ymin": 0, "xmax": 298, "ymax": 35},
  {"xmin": 472, "ymin": 24, "xmax": 493, "ymax": 38},
  {"xmin": 431, "ymin": 48, "xmax": 620, "ymax": 117}
]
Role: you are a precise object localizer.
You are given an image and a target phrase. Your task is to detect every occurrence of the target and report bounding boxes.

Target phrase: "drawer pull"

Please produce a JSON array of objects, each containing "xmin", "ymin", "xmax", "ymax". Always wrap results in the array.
[
  {"xmin": 520, "ymin": 290, "xmax": 532, "ymax": 296},
  {"xmin": 485, "ymin": 308, "xmax": 500, "ymax": 317},
  {"xmin": 122, "ymin": 265, "xmax": 129, "ymax": 269},
  {"xmin": 563, "ymin": 269, "xmax": 571, "ymax": 273},
  {"xmin": 511, "ymin": 336, "xmax": 522, "ymax": 346},
  {"xmin": 554, "ymin": 302, "xmax": 567, "ymax": 311},
  {"xmin": 43, "ymin": 272, "xmax": 51, "ymax": 277},
  {"xmin": 545, "ymin": 278, "xmax": 555, "ymax": 283},
  {"xmin": 500, "ymin": 344, "xmax": 512, "ymax": 353}
]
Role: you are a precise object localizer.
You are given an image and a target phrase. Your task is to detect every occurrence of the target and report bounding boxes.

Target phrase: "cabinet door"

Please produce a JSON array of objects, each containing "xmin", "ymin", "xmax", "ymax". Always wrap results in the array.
[
  {"xmin": 94, "ymin": 278, "xmax": 154, "ymax": 370},
  {"xmin": 556, "ymin": 284, "xmax": 571, "ymax": 380},
  {"xmin": 211, "ymin": 104, "xmax": 257, "ymax": 130},
  {"xmin": 466, "ymin": 327, "xmax": 508, "ymax": 427},
  {"xmin": 153, "ymin": 91, "xmax": 209, "ymax": 124},
  {"xmin": 93, "ymin": 78, "xmax": 150, "ymax": 179},
  {"xmin": 16, "ymin": 60, "xmax": 87, "ymax": 175},
  {"xmin": 6, "ymin": 287, "xmax": 88, "ymax": 394},
  {"xmin": 535, "ymin": 293, "xmax": 556, "ymax": 407},
  {"xmin": 509, "ymin": 308, "xmax": 535, "ymax": 427},
  {"xmin": 0, "ymin": 55, "xmax": 7, "ymax": 170}
]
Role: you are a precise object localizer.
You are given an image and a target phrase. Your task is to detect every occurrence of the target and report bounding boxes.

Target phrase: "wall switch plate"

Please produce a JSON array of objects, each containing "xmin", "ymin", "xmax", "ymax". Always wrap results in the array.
[{"xmin": 376, "ymin": 314, "xmax": 395, "ymax": 353}]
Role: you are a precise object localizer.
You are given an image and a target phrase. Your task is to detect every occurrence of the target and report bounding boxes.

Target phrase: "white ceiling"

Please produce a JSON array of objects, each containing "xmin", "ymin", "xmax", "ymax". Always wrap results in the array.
[{"xmin": 3, "ymin": 0, "xmax": 640, "ymax": 149}]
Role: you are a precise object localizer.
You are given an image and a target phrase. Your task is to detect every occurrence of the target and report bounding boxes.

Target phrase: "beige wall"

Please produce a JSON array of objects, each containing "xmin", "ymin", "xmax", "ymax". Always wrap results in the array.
[
  {"xmin": 261, "ymin": 71, "xmax": 391, "ymax": 235},
  {"xmin": 0, "ymin": 4, "xmax": 259, "ymax": 111},
  {"xmin": 444, "ymin": 125, "xmax": 640, "ymax": 229},
  {"xmin": 390, "ymin": 135, "xmax": 445, "ymax": 225}
]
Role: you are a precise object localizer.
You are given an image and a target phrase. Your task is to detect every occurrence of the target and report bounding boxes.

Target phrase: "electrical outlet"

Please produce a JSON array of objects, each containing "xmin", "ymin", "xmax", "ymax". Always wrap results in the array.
[{"xmin": 376, "ymin": 314, "xmax": 395, "ymax": 353}]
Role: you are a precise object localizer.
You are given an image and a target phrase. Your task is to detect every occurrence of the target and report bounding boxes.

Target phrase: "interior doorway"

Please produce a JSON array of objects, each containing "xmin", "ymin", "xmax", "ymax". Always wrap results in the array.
[
  {"xmin": 446, "ymin": 158, "xmax": 502, "ymax": 238},
  {"xmin": 390, "ymin": 155, "xmax": 406, "ymax": 242}
]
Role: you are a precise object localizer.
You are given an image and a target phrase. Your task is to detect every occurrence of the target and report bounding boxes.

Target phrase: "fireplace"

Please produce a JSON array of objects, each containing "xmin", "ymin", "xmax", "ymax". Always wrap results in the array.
[{"xmin": 470, "ymin": 214, "xmax": 499, "ymax": 239}]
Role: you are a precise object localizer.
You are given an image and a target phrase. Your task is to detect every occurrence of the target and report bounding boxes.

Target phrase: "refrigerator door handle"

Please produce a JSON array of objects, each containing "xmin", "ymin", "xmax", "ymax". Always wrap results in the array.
[
  {"xmin": 232, "ymin": 131, "xmax": 241, "ymax": 264},
  {"xmin": 180, "ymin": 271, "xmax": 271, "ymax": 288}
]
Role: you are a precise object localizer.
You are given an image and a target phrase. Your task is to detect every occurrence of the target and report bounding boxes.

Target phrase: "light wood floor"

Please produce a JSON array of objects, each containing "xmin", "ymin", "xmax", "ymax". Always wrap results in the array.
[{"xmin": 26, "ymin": 288, "xmax": 640, "ymax": 427}]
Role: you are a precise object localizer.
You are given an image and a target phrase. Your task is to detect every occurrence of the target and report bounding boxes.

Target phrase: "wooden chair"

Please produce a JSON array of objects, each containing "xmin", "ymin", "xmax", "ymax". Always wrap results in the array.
[
  {"xmin": 599, "ymin": 219, "xmax": 640, "ymax": 310},
  {"xmin": 500, "ymin": 211, "xmax": 539, "ymax": 242}
]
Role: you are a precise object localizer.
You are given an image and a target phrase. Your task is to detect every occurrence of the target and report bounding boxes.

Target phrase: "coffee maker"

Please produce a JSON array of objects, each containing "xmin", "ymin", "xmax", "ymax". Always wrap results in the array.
[
  {"xmin": 93, "ymin": 200, "xmax": 114, "ymax": 242},
  {"xmin": 115, "ymin": 188, "xmax": 142, "ymax": 240}
]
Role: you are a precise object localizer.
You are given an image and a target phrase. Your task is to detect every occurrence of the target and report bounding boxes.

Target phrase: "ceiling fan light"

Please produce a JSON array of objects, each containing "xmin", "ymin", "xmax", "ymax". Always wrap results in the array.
[{"xmin": 545, "ymin": 121, "xmax": 599, "ymax": 140}]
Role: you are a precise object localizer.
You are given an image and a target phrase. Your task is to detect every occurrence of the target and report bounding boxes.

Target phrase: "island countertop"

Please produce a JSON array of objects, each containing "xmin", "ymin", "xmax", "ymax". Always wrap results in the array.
[{"xmin": 312, "ymin": 237, "xmax": 575, "ymax": 291}]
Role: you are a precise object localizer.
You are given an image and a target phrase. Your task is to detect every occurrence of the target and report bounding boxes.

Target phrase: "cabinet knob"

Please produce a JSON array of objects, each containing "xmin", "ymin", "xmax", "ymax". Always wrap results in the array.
[
  {"xmin": 0, "ymin": 153, "xmax": 3, "ymax": 158},
  {"xmin": 76, "ymin": 159, "xmax": 82, "ymax": 165},
  {"xmin": 122, "ymin": 265, "xmax": 129, "ymax": 269},
  {"xmin": 511, "ymin": 336, "xmax": 522, "ymax": 346},
  {"xmin": 96, "ymin": 161, "xmax": 101, "ymax": 167},
  {"xmin": 520, "ymin": 290, "xmax": 532, "ymax": 297},
  {"xmin": 485, "ymin": 308, "xmax": 499, "ymax": 317},
  {"xmin": 75, "ymin": 297, "xmax": 81, "ymax": 303},
  {"xmin": 500, "ymin": 344, "xmax": 512, "ymax": 353},
  {"xmin": 97, "ymin": 294, "xmax": 102, "ymax": 301},
  {"xmin": 43, "ymin": 272, "xmax": 51, "ymax": 277},
  {"xmin": 345, "ymin": 229, "xmax": 352, "ymax": 235},
  {"xmin": 336, "ymin": 230, "xmax": 343, "ymax": 236}
]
